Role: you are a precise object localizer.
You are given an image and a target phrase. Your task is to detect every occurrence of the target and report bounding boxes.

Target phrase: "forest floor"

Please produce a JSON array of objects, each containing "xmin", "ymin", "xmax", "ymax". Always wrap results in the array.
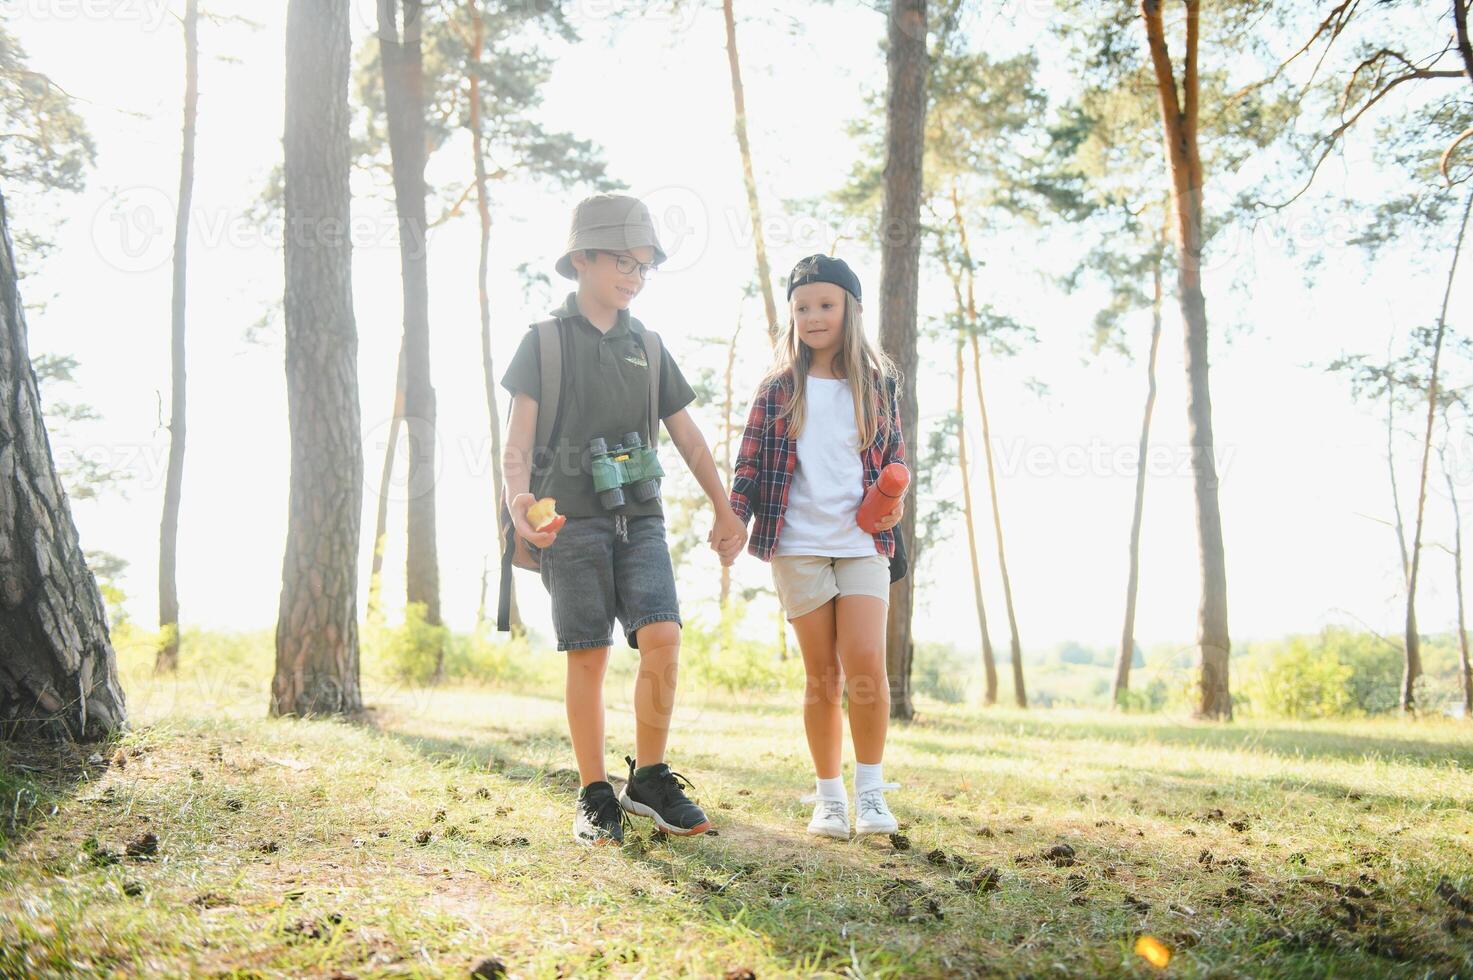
[{"xmin": 2, "ymin": 645, "xmax": 1472, "ymax": 978}]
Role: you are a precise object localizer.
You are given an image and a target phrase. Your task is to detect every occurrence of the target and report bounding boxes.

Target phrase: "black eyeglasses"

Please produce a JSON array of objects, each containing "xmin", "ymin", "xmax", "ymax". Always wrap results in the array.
[{"xmin": 592, "ymin": 250, "xmax": 658, "ymax": 280}]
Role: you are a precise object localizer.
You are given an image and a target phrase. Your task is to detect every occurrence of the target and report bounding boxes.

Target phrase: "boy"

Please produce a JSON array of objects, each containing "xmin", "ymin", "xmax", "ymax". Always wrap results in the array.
[{"xmin": 501, "ymin": 193, "xmax": 748, "ymax": 846}]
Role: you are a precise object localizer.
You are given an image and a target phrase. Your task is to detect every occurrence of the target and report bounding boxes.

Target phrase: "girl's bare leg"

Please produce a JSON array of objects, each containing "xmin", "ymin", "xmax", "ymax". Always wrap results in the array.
[
  {"xmin": 834, "ymin": 595, "xmax": 890, "ymax": 764},
  {"xmin": 791, "ymin": 600, "xmax": 844, "ymax": 779}
]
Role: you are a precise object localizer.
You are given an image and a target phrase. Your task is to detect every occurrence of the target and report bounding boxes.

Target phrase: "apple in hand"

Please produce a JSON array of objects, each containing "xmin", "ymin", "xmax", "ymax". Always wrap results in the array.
[{"xmin": 526, "ymin": 497, "xmax": 566, "ymax": 533}]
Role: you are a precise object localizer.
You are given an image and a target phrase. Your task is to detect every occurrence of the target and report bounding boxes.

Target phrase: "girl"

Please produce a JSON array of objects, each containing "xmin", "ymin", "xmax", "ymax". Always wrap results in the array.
[{"xmin": 725, "ymin": 254, "xmax": 906, "ymax": 840}]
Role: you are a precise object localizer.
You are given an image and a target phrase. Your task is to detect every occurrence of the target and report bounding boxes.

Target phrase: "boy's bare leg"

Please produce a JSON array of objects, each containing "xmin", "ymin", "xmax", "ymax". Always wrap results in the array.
[
  {"xmin": 834, "ymin": 595, "xmax": 890, "ymax": 764},
  {"xmin": 566, "ymin": 646, "xmax": 611, "ymax": 786},
  {"xmin": 791, "ymin": 600, "xmax": 843, "ymax": 780},
  {"xmin": 632, "ymin": 621, "xmax": 681, "ymax": 766}
]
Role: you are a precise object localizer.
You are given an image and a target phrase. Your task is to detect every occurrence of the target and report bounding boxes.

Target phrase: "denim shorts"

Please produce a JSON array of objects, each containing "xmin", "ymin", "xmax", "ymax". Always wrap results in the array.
[{"xmin": 533, "ymin": 515, "xmax": 682, "ymax": 652}]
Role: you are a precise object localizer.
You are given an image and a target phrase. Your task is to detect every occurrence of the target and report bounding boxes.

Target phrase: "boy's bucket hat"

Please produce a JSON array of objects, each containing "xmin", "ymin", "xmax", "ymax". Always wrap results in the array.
[{"xmin": 555, "ymin": 194, "xmax": 668, "ymax": 280}]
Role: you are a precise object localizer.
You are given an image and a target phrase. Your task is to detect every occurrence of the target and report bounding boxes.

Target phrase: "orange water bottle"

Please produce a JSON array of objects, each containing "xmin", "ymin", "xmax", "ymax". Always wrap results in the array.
[{"xmin": 857, "ymin": 462, "xmax": 910, "ymax": 533}]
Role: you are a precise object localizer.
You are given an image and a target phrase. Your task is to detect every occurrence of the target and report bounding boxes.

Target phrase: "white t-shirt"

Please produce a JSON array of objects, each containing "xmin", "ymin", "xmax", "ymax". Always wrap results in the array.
[{"xmin": 775, "ymin": 375, "xmax": 878, "ymax": 558}]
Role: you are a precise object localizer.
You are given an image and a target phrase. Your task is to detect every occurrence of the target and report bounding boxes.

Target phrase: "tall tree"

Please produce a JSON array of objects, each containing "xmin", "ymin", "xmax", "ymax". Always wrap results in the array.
[
  {"xmin": 377, "ymin": 0, "xmax": 441, "ymax": 642},
  {"xmin": 272, "ymin": 0, "xmax": 364, "ymax": 718},
  {"xmin": 0, "ymin": 188, "xmax": 126, "ymax": 740},
  {"xmin": 357, "ymin": 2, "xmax": 609, "ymax": 636},
  {"xmin": 1112, "ymin": 232, "xmax": 1165, "ymax": 707},
  {"xmin": 877, "ymin": 0, "xmax": 928, "ymax": 721},
  {"xmin": 1403, "ymin": 189, "xmax": 1473, "ymax": 711},
  {"xmin": 156, "ymin": 0, "xmax": 199, "ymax": 675},
  {"xmin": 721, "ymin": 0, "xmax": 779, "ymax": 339},
  {"xmin": 1439, "ymin": 410, "xmax": 1473, "ymax": 718},
  {"xmin": 1138, "ymin": 0, "xmax": 1232, "ymax": 719}
]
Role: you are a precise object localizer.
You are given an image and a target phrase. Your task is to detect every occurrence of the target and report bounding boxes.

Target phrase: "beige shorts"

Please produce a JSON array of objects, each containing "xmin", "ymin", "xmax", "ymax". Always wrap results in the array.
[{"xmin": 770, "ymin": 554, "xmax": 891, "ymax": 620}]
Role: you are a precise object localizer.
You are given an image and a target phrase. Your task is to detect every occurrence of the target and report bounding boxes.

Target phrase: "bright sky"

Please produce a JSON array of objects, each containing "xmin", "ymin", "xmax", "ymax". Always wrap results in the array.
[{"xmin": 7, "ymin": 0, "xmax": 1467, "ymax": 660}]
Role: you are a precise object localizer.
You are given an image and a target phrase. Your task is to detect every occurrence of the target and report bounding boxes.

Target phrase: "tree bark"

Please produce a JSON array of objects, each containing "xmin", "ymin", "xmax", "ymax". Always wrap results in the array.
[
  {"xmin": 877, "ymin": 0, "xmax": 927, "ymax": 721},
  {"xmin": 1113, "ymin": 233, "xmax": 1164, "ymax": 706},
  {"xmin": 465, "ymin": 3, "xmax": 521, "ymax": 635},
  {"xmin": 273, "ymin": 0, "xmax": 364, "ymax": 719},
  {"xmin": 722, "ymin": 0, "xmax": 779, "ymax": 340},
  {"xmin": 1403, "ymin": 188, "xmax": 1473, "ymax": 712},
  {"xmin": 1140, "ymin": 0, "xmax": 1231, "ymax": 719},
  {"xmin": 378, "ymin": 0, "xmax": 441, "ymax": 637},
  {"xmin": 0, "ymin": 189, "xmax": 127, "ymax": 741},
  {"xmin": 156, "ymin": 0, "xmax": 198, "ymax": 675}
]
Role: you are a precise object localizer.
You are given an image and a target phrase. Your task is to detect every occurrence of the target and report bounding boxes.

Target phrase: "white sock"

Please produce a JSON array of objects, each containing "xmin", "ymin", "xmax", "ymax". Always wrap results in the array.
[
  {"xmin": 854, "ymin": 761, "xmax": 884, "ymax": 795},
  {"xmin": 815, "ymin": 775, "xmax": 846, "ymax": 802}
]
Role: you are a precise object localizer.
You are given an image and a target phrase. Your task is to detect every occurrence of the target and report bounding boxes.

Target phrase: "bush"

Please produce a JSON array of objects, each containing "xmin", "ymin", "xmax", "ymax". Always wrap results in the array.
[
  {"xmin": 681, "ymin": 600, "xmax": 803, "ymax": 695},
  {"xmin": 364, "ymin": 602, "xmax": 449, "ymax": 686},
  {"xmin": 913, "ymin": 641, "xmax": 973, "ymax": 704},
  {"xmin": 1243, "ymin": 636, "xmax": 1354, "ymax": 719}
]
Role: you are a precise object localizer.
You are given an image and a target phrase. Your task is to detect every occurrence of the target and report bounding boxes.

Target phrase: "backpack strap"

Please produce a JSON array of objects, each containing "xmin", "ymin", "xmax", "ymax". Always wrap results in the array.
[
  {"xmin": 639, "ymin": 328, "xmax": 663, "ymax": 446},
  {"xmin": 498, "ymin": 316, "xmax": 563, "ymax": 633},
  {"xmin": 532, "ymin": 318, "xmax": 563, "ymax": 476}
]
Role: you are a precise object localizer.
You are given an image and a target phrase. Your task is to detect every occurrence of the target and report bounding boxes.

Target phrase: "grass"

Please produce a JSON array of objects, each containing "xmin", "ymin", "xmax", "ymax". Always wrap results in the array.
[{"xmin": 2, "ymin": 634, "xmax": 1472, "ymax": 978}]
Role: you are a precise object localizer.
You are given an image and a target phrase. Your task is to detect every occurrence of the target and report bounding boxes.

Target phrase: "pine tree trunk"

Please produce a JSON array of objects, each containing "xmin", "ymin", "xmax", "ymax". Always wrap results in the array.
[
  {"xmin": 366, "ymin": 336, "xmax": 405, "ymax": 624},
  {"xmin": 722, "ymin": 0, "xmax": 779, "ymax": 340},
  {"xmin": 949, "ymin": 188, "xmax": 1024, "ymax": 708},
  {"xmin": 1439, "ymin": 430, "xmax": 1473, "ymax": 718},
  {"xmin": 1140, "ymin": 0, "xmax": 1231, "ymax": 719},
  {"xmin": 1113, "ymin": 235, "xmax": 1164, "ymax": 707},
  {"xmin": 1404, "ymin": 189, "xmax": 1473, "ymax": 712},
  {"xmin": 466, "ymin": 4, "xmax": 520, "ymax": 635},
  {"xmin": 956, "ymin": 338, "xmax": 997, "ymax": 704},
  {"xmin": 0, "ymin": 190, "xmax": 127, "ymax": 741},
  {"xmin": 1387, "ymin": 345, "xmax": 1410, "ymax": 587},
  {"xmin": 378, "ymin": 0, "xmax": 441, "ymax": 637},
  {"xmin": 156, "ymin": 0, "xmax": 198, "ymax": 675},
  {"xmin": 877, "ymin": 0, "xmax": 927, "ymax": 722},
  {"xmin": 720, "ymin": 311, "xmax": 742, "ymax": 607},
  {"xmin": 272, "ymin": 0, "xmax": 364, "ymax": 719},
  {"xmin": 936, "ymin": 220, "xmax": 997, "ymax": 705}
]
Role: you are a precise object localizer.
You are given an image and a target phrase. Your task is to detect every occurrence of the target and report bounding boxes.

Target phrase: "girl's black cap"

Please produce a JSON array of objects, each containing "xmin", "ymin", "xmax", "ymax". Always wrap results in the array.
[{"xmin": 786, "ymin": 254, "xmax": 861, "ymax": 303}]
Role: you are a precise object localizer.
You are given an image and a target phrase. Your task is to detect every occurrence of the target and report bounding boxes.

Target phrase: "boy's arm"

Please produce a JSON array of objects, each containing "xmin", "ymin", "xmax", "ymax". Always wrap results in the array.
[
  {"xmin": 503, "ymin": 392, "xmax": 559, "ymax": 548},
  {"xmin": 663, "ymin": 408, "xmax": 747, "ymax": 563}
]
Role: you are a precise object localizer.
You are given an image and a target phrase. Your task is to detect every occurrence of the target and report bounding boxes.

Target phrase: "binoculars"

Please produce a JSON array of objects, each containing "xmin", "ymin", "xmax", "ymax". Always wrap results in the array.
[{"xmin": 590, "ymin": 432, "xmax": 664, "ymax": 511}]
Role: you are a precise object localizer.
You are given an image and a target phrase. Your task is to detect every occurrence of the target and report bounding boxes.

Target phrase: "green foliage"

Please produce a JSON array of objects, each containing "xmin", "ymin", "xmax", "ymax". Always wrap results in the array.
[
  {"xmin": 364, "ymin": 602, "xmax": 449, "ymax": 686},
  {"xmin": 353, "ymin": 2, "xmax": 615, "ymax": 210},
  {"xmin": 912, "ymin": 640, "xmax": 972, "ymax": 704},
  {"xmin": 1242, "ymin": 635, "xmax": 1356, "ymax": 719},
  {"xmin": 681, "ymin": 599, "xmax": 803, "ymax": 696}
]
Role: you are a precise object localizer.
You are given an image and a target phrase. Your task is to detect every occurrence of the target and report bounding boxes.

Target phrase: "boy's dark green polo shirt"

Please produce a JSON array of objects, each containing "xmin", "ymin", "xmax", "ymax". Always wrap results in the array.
[{"xmin": 500, "ymin": 292, "xmax": 696, "ymax": 519}]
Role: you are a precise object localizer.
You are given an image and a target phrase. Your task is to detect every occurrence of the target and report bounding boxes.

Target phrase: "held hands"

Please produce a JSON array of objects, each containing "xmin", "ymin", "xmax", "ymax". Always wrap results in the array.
[
  {"xmin": 511, "ymin": 493, "xmax": 561, "ymax": 549},
  {"xmin": 708, "ymin": 506, "xmax": 747, "ymax": 566},
  {"xmin": 875, "ymin": 497, "xmax": 905, "ymax": 532}
]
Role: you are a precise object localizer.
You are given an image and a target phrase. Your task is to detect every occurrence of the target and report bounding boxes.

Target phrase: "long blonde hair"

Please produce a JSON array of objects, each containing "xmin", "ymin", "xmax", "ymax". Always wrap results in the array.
[{"xmin": 761, "ymin": 291, "xmax": 899, "ymax": 451}]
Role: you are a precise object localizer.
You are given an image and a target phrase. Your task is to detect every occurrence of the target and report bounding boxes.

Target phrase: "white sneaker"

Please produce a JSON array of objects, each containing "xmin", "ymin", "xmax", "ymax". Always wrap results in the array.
[
  {"xmin": 854, "ymin": 782, "xmax": 900, "ymax": 835},
  {"xmin": 801, "ymin": 793, "xmax": 850, "ymax": 840}
]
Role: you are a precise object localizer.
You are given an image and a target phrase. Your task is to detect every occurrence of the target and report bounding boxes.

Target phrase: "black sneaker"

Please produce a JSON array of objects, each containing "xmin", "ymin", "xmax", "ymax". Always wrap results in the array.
[
  {"xmin": 617, "ymin": 756, "xmax": 713, "ymax": 836},
  {"xmin": 573, "ymin": 780, "xmax": 626, "ymax": 847}
]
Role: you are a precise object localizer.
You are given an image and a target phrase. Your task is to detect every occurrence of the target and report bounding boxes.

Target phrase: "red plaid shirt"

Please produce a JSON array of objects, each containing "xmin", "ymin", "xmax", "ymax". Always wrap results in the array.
[{"xmin": 729, "ymin": 371, "xmax": 906, "ymax": 561}]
